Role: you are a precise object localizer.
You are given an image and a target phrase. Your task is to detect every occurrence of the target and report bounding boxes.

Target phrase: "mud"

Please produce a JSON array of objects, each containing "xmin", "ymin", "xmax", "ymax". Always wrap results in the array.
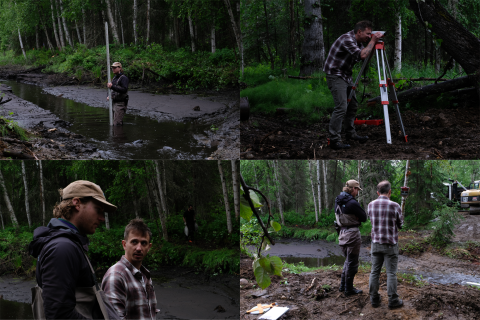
[
  {"xmin": 453, "ymin": 211, "xmax": 480, "ymax": 242},
  {"xmin": 0, "ymin": 266, "xmax": 239, "ymax": 319},
  {"xmin": 240, "ymin": 257, "xmax": 480, "ymax": 320},
  {"xmin": 240, "ymin": 104, "xmax": 480, "ymax": 159}
]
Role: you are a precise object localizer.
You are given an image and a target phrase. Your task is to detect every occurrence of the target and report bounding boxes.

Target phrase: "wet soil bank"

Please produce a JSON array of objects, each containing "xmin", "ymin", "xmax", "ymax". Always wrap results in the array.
[
  {"xmin": 0, "ymin": 65, "xmax": 239, "ymax": 159},
  {"xmin": 241, "ymin": 104, "xmax": 480, "ymax": 159},
  {"xmin": 240, "ymin": 256, "xmax": 480, "ymax": 320},
  {"xmin": 0, "ymin": 266, "xmax": 239, "ymax": 319}
]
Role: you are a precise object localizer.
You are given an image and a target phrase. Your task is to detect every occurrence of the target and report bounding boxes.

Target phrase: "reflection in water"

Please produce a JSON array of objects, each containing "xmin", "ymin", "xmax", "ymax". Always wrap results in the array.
[
  {"xmin": 3, "ymin": 80, "xmax": 215, "ymax": 159},
  {"xmin": 0, "ymin": 299, "xmax": 33, "ymax": 319},
  {"xmin": 283, "ymin": 255, "xmax": 346, "ymax": 267}
]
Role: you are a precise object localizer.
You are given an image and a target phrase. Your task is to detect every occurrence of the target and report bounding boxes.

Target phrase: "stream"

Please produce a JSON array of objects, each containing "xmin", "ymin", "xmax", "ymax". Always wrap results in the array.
[
  {"xmin": 253, "ymin": 238, "xmax": 480, "ymax": 287},
  {"xmin": 1, "ymin": 80, "xmax": 217, "ymax": 159},
  {"xmin": 0, "ymin": 267, "xmax": 239, "ymax": 319}
]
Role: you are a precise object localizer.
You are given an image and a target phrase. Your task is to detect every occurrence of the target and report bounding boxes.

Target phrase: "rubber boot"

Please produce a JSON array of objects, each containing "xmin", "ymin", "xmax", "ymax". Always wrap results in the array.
[
  {"xmin": 344, "ymin": 275, "xmax": 363, "ymax": 296},
  {"xmin": 339, "ymin": 272, "xmax": 346, "ymax": 292}
]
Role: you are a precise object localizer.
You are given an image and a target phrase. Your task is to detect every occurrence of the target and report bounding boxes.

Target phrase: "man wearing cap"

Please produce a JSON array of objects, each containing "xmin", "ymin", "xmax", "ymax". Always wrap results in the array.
[
  {"xmin": 107, "ymin": 62, "xmax": 129, "ymax": 126},
  {"xmin": 367, "ymin": 180, "xmax": 404, "ymax": 309},
  {"xmin": 335, "ymin": 180, "xmax": 367, "ymax": 296},
  {"xmin": 29, "ymin": 181, "xmax": 117, "ymax": 319}
]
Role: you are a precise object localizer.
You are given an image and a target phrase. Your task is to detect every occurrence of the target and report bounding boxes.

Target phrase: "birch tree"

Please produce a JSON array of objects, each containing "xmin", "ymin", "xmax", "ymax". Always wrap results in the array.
[
  {"xmin": 105, "ymin": 0, "xmax": 120, "ymax": 44},
  {"xmin": 300, "ymin": 0, "xmax": 325, "ymax": 75},
  {"xmin": 308, "ymin": 161, "xmax": 319, "ymax": 223},
  {"xmin": 128, "ymin": 168, "xmax": 139, "ymax": 219},
  {"xmin": 322, "ymin": 160, "xmax": 328, "ymax": 210},
  {"xmin": 53, "ymin": 0, "xmax": 65, "ymax": 48},
  {"xmin": 146, "ymin": 0, "xmax": 150, "ymax": 45},
  {"xmin": 0, "ymin": 203, "xmax": 3, "ymax": 230},
  {"xmin": 401, "ymin": 160, "xmax": 410, "ymax": 215},
  {"xmin": 394, "ymin": 5, "xmax": 402, "ymax": 72},
  {"xmin": 231, "ymin": 160, "xmax": 240, "ymax": 220},
  {"xmin": 218, "ymin": 161, "xmax": 232, "ymax": 234},
  {"xmin": 147, "ymin": 165, "xmax": 168, "ymax": 241},
  {"xmin": 0, "ymin": 168, "xmax": 18, "ymax": 227},
  {"xmin": 188, "ymin": 11, "xmax": 196, "ymax": 52},
  {"xmin": 21, "ymin": 161, "xmax": 31, "ymax": 228},
  {"xmin": 38, "ymin": 160, "xmax": 46, "ymax": 226},
  {"xmin": 211, "ymin": 16, "xmax": 216, "ymax": 53},
  {"xmin": 272, "ymin": 160, "xmax": 284, "ymax": 225},
  {"xmin": 155, "ymin": 161, "xmax": 168, "ymax": 217},
  {"xmin": 18, "ymin": 28, "xmax": 27, "ymax": 60},
  {"xmin": 58, "ymin": 0, "xmax": 73, "ymax": 47},
  {"xmin": 133, "ymin": 0, "xmax": 138, "ymax": 45},
  {"xmin": 316, "ymin": 160, "xmax": 322, "ymax": 216},
  {"xmin": 224, "ymin": 0, "xmax": 242, "ymax": 57}
]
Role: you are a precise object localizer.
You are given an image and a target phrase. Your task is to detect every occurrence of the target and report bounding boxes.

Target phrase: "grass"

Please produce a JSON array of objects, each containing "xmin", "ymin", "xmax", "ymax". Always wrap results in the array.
[
  {"xmin": 282, "ymin": 260, "xmax": 372, "ymax": 275},
  {"xmin": 0, "ymin": 116, "xmax": 28, "ymax": 141},
  {"xmin": 397, "ymin": 272, "xmax": 429, "ymax": 287},
  {"xmin": 240, "ymin": 60, "xmax": 464, "ymax": 122}
]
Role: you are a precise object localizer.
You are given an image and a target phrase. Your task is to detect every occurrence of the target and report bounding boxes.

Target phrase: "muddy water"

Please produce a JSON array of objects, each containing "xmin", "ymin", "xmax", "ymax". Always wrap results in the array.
[
  {"xmin": 2, "ymin": 80, "xmax": 215, "ymax": 159},
  {"xmin": 263, "ymin": 238, "xmax": 480, "ymax": 287},
  {"xmin": 0, "ymin": 267, "xmax": 239, "ymax": 319}
]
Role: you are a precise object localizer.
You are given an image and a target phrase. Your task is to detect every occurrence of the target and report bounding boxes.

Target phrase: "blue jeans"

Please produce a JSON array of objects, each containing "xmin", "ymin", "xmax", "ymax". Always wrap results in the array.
[{"xmin": 369, "ymin": 242, "xmax": 400, "ymax": 304}]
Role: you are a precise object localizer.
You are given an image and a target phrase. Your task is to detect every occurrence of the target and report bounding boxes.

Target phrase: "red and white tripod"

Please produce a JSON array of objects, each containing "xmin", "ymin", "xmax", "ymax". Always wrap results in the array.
[{"xmin": 347, "ymin": 31, "xmax": 407, "ymax": 144}]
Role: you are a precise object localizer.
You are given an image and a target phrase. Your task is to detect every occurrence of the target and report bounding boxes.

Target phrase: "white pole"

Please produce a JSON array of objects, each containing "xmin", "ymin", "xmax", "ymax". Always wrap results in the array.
[{"xmin": 105, "ymin": 22, "xmax": 113, "ymax": 126}]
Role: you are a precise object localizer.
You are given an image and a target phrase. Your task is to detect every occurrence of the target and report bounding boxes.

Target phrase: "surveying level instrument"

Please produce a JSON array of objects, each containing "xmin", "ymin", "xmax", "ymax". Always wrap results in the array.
[{"xmin": 348, "ymin": 31, "xmax": 407, "ymax": 144}]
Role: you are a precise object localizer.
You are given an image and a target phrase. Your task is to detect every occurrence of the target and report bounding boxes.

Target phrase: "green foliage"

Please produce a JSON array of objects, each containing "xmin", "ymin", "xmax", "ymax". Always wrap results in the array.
[
  {"xmin": 428, "ymin": 206, "xmax": 463, "ymax": 247},
  {"xmin": 0, "ymin": 116, "xmax": 28, "ymax": 141},
  {"xmin": 397, "ymin": 273, "xmax": 429, "ymax": 287},
  {"xmin": 326, "ymin": 232, "xmax": 338, "ymax": 243},
  {"xmin": 400, "ymin": 239, "xmax": 427, "ymax": 255},
  {"xmin": 359, "ymin": 219, "xmax": 372, "ymax": 236}
]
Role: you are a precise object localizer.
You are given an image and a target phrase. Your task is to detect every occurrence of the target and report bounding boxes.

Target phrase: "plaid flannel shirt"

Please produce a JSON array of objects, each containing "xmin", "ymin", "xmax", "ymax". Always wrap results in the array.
[
  {"xmin": 101, "ymin": 256, "xmax": 157, "ymax": 320},
  {"xmin": 367, "ymin": 196, "xmax": 404, "ymax": 245},
  {"xmin": 323, "ymin": 30, "xmax": 364, "ymax": 84}
]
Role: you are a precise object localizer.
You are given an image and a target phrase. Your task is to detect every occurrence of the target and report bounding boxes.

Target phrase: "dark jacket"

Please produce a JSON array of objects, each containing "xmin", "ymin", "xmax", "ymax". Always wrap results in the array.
[
  {"xmin": 183, "ymin": 209, "xmax": 195, "ymax": 226},
  {"xmin": 28, "ymin": 218, "xmax": 95, "ymax": 319},
  {"xmin": 335, "ymin": 191, "xmax": 367, "ymax": 228},
  {"xmin": 111, "ymin": 73, "xmax": 129, "ymax": 95}
]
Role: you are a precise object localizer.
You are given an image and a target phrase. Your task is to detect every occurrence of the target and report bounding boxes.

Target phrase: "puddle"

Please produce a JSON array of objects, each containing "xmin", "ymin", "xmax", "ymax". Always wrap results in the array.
[
  {"xmin": 399, "ymin": 269, "xmax": 480, "ymax": 286},
  {"xmin": 0, "ymin": 299, "xmax": 33, "ymax": 319},
  {"xmin": 1, "ymin": 80, "xmax": 216, "ymax": 159}
]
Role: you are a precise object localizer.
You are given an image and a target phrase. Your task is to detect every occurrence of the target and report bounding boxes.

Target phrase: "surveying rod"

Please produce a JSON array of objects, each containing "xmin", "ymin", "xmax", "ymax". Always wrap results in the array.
[{"xmin": 105, "ymin": 22, "xmax": 113, "ymax": 126}]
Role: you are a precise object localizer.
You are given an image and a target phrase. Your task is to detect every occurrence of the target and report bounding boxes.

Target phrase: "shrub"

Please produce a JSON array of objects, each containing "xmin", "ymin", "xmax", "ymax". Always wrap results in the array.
[{"xmin": 428, "ymin": 206, "xmax": 463, "ymax": 246}]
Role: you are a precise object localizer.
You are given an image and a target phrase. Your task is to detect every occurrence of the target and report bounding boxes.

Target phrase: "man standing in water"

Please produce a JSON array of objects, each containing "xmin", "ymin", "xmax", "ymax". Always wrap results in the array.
[
  {"xmin": 28, "ymin": 180, "xmax": 117, "ymax": 319},
  {"xmin": 335, "ymin": 180, "xmax": 367, "ymax": 296},
  {"xmin": 368, "ymin": 180, "xmax": 404, "ymax": 309},
  {"xmin": 183, "ymin": 205, "xmax": 196, "ymax": 243},
  {"xmin": 107, "ymin": 62, "xmax": 129, "ymax": 126},
  {"xmin": 102, "ymin": 219, "xmax": 158, "ymax": 319}
]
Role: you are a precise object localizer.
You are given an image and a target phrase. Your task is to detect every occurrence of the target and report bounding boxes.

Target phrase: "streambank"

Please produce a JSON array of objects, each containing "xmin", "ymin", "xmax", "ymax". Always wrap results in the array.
[{"xmin": 0, "ymin": 266, "xmax": 239, "ymax": 319}]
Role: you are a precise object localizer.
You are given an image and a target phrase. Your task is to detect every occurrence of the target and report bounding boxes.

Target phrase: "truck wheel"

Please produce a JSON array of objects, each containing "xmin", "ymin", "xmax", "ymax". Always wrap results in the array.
[{"xmin": 469, "ymin": 206, "xmax": 480, "ymax": 215}]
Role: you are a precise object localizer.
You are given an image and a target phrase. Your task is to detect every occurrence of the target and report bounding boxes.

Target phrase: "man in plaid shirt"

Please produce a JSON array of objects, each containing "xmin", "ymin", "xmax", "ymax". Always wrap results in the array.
[
  {"xmin": 367, "ymin": 181, "xmax": 404, "ymax": 309},
  {"xmin": 323, "ymin": 21, "xmax": 383, "ymax": 150},
  {"xmin": 102, "ymin": 219, "xmax": 158, "ymax": 319}
]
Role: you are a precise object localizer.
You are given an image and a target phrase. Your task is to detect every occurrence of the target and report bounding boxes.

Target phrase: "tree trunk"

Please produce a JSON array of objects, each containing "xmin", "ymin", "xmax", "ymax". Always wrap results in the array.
[
  {"xmin": 401, "ymin": 160, "xmax": 410, "ymax": 216},
  {"xmin": 357, "ymin": 160, "xmax": 362, "ymax": 208},
  {"xmin": 368, "ymin": 75, "xmax": 476, "ymax": 104},
  {"xmin": 133, "ymin": 0, "xmax": 138, "ymax": 45},
  {"xmin": 0, "ymin": 168, "xmax": 18, "ymax": 227},
  {"xmin": 394, "ymin": 7, "xmax": 402, "ymax": 72},
  {"xmin": 39, "ymin": 13, "xmax": 54, "ymax": 51},
  {"xmin": 21, "ymin": 161, "xmax": 32, "ymax": 228},
  {"xmin": 35, "ymin": 25, "xmax": 40, "ymax": 50},
  {"xmin": 127, "ymin": 168, "xmax": 139, "ymax": 219},
  {"xmin": 211, "ymin": 17, "xmax": 216, "ymax": 53},
  {"xmin": 82, "ymin": 8, "xmax": 87, "ymax": 46},
  {"xmin": 58, "ymin": 0, "xmax": 73, "ymax": 47},
  {"xmin": 50, "ymin": 0, "xmax": 62, "ymax": 50},
  {"xmin": 187, "ymin": 11, "xmax": 196, "ymax": 52},
  {"xmin": 38, "ymin": 160, "xmax": 46, "ymax": 226},
  {"xmin": 218, "ymin": 161, "xmax": 232, "ymax": 234},
  {"xmin": 408, "ymin": 0, "xmax": 480, "ymax": 74},
  {"xmin": 262, "ymin": 0, "xmax": 275, "ymax": 69},
  {"xmin": 323, "ymin": 160, "xmax": 328, "ymax": 210},
  {"xmin": 150, "ymin": 175, "xmax": 168, "ymax": 241},
  {"xmin": 308, "ymin": 161, "xmax": 319, "ymax": 223},
  {"xmin": 146, "ymin": 0, "xmax": 150, "ymax": 45},
  {"xmin": 435, "ymin": 46, "xmax": 441, "ymax": 73},
  {"xmin": 18, "ymin": 29, "xmax": 27, "ymax": 60},
  {"xmin": 0, "ymin": 203, "xmax": 3, "ymax": 230},
  {"xmin": 289, "ymin": 0, "xmax": 296, "ymax": 67},
  {"xmin": 115, "ymin": 2, "xmax": 125, "ymax": 47},
  {"xmin": 54, "ymin": 0, "xmax": 65, "ymax": 48},
  {"xmin": 75, "ymin": 20, "xmax": 82, "ymax": 44},
  {"xmin": 231, "ymin": 160, "xmax": 240, "ymax": 220},
  {"xmin": 300, "ymin": 0, "xmax": 325, "ymax": 76},
  {"xmin": 162, "ymin": 160, "xmax": 167, "ymax": 204},
  {"xmin": 224, "ymin": 0, "xmax": 242, "ymax": 58},
  {"xmin": 273, "ymin": 160, "xmax": 285, "ymax": 224},
  {"xmin": 105, "ymin": 0, "xmax": 120, "ymax": 44},
  {"xmin": 154, "ymin": 161, "xmax": 168, "ymax": 219},
  {"xmin": 316, "ymin": 160, "xmax": 322, "ymax": 216}
]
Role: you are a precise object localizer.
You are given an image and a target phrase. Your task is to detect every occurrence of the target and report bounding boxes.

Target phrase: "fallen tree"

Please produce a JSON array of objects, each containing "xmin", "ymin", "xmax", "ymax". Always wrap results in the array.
[{"xmin": 367, "ymin": 75, "xmax": 476, "ymax": 104}]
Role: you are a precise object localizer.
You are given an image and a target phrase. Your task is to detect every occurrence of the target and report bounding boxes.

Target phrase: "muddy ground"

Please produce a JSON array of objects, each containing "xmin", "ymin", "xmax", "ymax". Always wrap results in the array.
[
  {"xmin": 0, "ymin": 65, "xmax": 239, "ymax": 160},
  {"xmin": 0, "ymin": 266, "xmax": 239, "ymax": 319},
  {"xmin": 241, "ymin": 215, "xmax": 480, "ymax": 319},
  {"xmin": 241, "ymin": 100, "xmax": 480, "ymax": 160}
]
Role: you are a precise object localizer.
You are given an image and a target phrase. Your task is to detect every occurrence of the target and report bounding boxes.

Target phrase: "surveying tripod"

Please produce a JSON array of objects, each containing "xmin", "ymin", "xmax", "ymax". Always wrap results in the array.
[{"xmin": 348, "ymin": 31, "xmax": 407, "ymax": 144}]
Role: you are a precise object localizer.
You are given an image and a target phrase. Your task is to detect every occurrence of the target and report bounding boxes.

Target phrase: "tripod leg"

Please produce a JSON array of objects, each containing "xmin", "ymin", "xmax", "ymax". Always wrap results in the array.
[
  {"xmin": 384, "ymin": 50, "xmax": 408, "ymax": 142},
  {"xmin": 383, "ymin": 105, "xmax": 392, "ymax": 144},
  {"xmin": 347, "ymin": 49, "xmax": 374, "ymax": 104},
  {"xmin": 375, "ymin": 44, "xmax": 392, "ymax": 144}
]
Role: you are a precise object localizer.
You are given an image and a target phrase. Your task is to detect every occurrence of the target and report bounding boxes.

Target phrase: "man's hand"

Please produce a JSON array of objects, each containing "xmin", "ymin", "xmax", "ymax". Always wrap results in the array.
[
  {"xmin": 107, "ymin": 82, "xmax": 113, "ymax": 88},
  {"xmin": 106, "ymin": 96, "xmax": 109, "ymax": 101},
  {"xmin": 370, "ymin": 32, "xmax": 384, "ymax": 43}
]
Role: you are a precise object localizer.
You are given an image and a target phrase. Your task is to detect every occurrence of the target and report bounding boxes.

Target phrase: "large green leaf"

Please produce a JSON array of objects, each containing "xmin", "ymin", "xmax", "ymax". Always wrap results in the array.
[
  {"xmin": 270, "ymin": 221, "xmax": 281, "ymax": 232},
  {"xmin": 253, "ymin": 264, "xmax": 272, "ymax": 289},
  {"xmin": 240, "ymin": 186, "xmax": 263, "ymax": 221},
  {"xmin": 258, "ymin": 257, "xmax": 273, "ymax": 273},
  {"xmin": 240, "ymin": 203, "xmax": 253, "ymax": 221},
  {"xmin": 269, "ymin": 256, "xmax": 283, "ymax": 277}
]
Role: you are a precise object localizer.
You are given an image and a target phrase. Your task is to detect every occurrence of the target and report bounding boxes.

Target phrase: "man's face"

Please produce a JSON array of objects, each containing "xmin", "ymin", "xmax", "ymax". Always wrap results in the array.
[
  {"xmin": 112, "ymin": 66, "xmax": 121, "ymax": 74},
  {"xmin": 357, "ymin": 28, "xmax": 372, "ymax": 43},
  {"xmin": 72, "ymin": 198, "xmax": 106, "ymax": 235},
  {"xmin": 351, "ymin": 187, "xmax": 360, "ymax": 197},
  {"xmin": 122, "ymin": 230, "xmax": 152, "ymax": 268}
]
